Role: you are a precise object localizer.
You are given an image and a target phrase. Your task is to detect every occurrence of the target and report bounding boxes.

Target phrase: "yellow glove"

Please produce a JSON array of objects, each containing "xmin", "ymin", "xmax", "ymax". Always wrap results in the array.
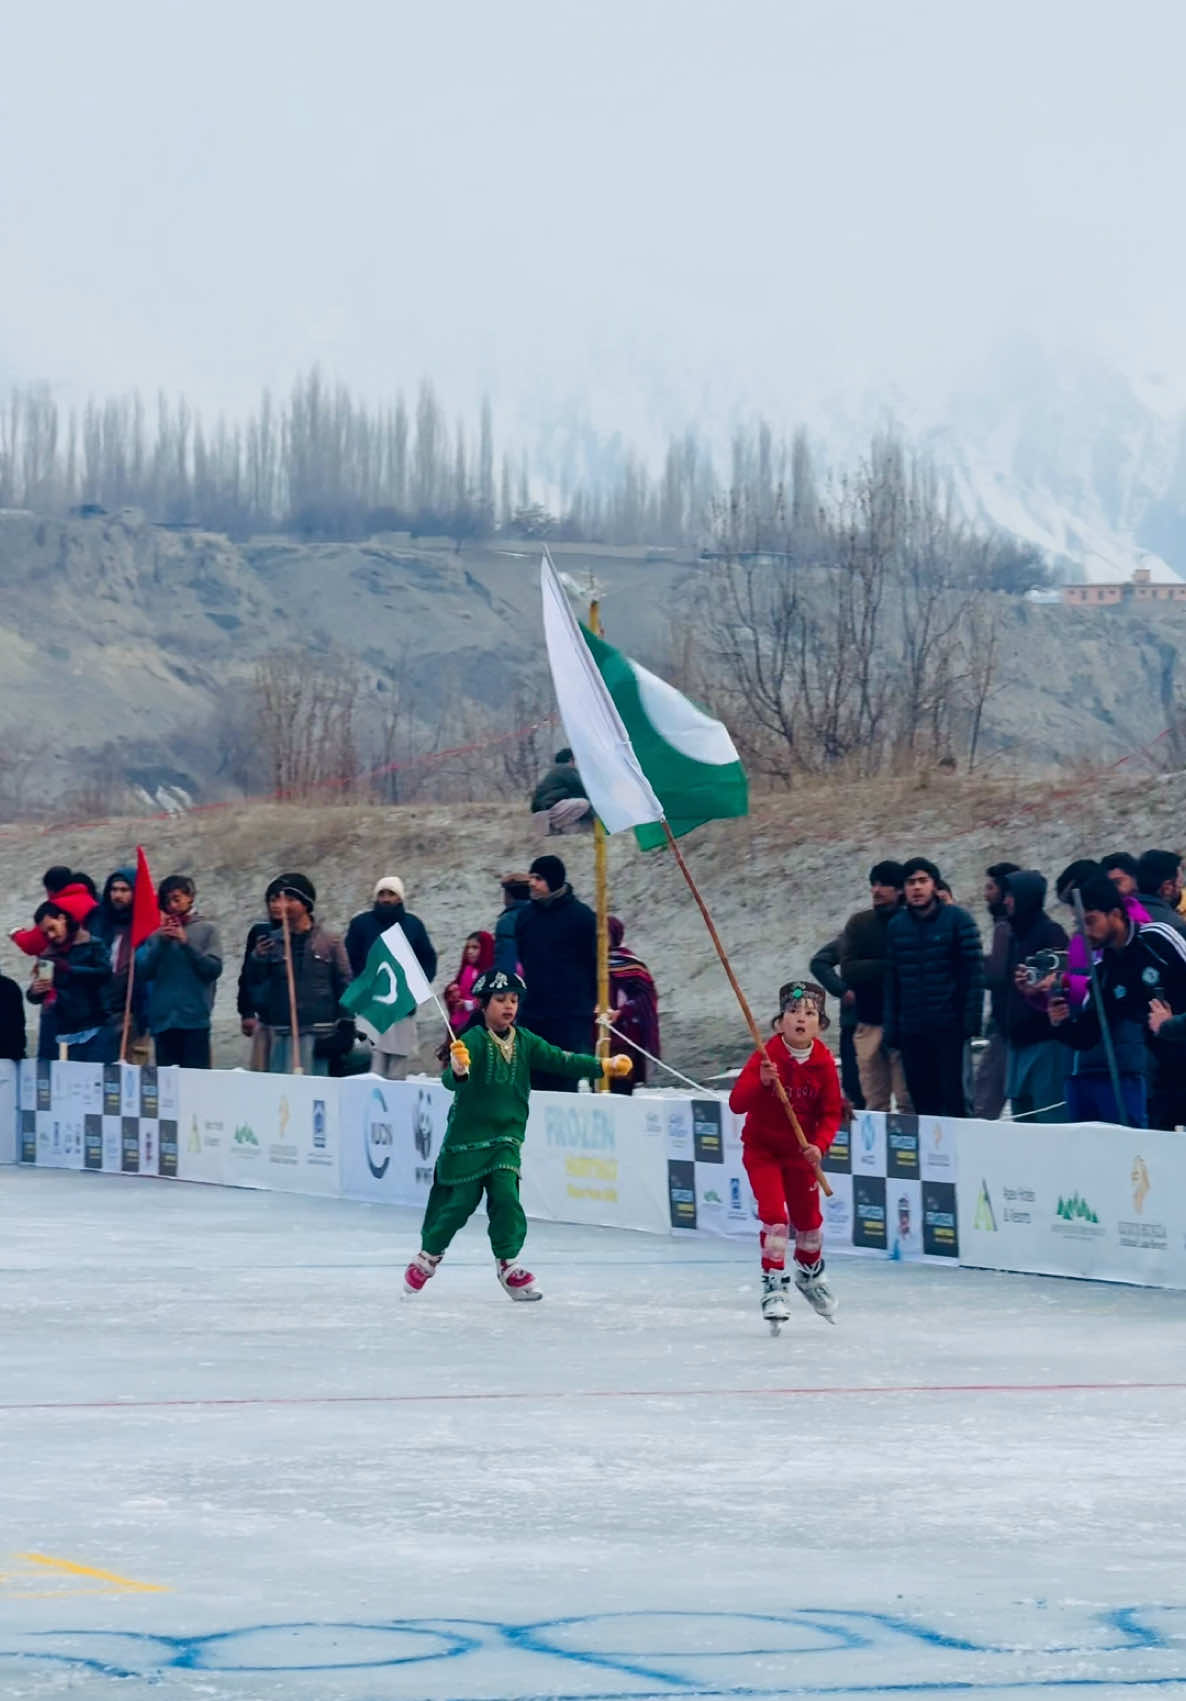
[
  {"xmin": 603, "ymin": 1054, "xmax": 633, "ymax": 1079},
  {"xmin": 450, "ymin": 1040, "xmax": 471, "ymax": 1076}
]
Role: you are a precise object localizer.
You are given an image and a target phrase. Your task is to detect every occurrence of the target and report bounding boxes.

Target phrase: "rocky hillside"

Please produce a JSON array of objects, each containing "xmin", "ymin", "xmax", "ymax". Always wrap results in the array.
[{"xmin": 2, "ymin": 506, "xmax": 1186, "ymax": 811}]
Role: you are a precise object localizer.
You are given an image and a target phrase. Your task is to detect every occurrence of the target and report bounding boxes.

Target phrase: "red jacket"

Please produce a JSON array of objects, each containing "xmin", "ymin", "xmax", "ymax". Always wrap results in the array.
[
  {"xmin": 729, "ymin": 1036, "xmax": 843, "ymax": 1159},
  {"xmin": 11, "ymin": 881, "xmax": 99, "ymax": 958}
]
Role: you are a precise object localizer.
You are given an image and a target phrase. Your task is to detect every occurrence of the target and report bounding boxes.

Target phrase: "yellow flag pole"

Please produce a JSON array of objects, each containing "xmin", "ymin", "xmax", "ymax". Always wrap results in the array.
[{"xmin": 590, "ymin": 595, "xmax": 611, "ymax": 1091}]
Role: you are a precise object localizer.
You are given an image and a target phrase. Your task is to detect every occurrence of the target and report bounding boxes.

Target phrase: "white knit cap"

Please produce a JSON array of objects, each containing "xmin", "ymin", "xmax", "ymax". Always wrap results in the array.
[{"xmin": 374, "ymin": 876, "xmax": 405, "ymax": 901}]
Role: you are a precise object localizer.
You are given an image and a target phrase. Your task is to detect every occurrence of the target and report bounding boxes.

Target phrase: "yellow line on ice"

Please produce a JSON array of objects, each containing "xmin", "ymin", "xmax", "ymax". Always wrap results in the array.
[{"xmin": 15, "ymin": 1552, "xmax": 169, "ymax": 1592}]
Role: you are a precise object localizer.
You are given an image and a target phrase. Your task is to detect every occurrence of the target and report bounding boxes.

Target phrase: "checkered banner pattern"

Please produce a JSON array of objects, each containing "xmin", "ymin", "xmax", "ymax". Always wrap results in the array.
[
  {"xmin": 17, "ymin": 1060, "xmax": 181, "ymax": 1177},
  {"xmin": 660, "ymin": 1100, "xmax": 960, "ymax": 1263}
]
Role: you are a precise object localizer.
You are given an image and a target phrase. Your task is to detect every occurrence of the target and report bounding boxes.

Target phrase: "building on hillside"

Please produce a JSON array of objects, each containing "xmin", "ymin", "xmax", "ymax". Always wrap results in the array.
[{"xmin": 1062, "ymin": 566, "xmax": 1186, "ymax": 606}]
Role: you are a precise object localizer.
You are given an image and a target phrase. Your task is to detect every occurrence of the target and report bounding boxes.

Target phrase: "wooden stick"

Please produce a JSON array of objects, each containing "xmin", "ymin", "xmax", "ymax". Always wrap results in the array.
[
  {"xmin": 660, "ymin": 819, "xmax": 833, "ymax": 1197},
  {"xmin": 119, "ymin": 945, "xmax": 136, "ymax": 1064},
  {"xmin": 590, "ymin": 595, "xmax": 612, "ymax": 1092},
  {"xmin": 280, "ymin": 901, "xmax": 304, "ymax": 1075},
  {"xmin": 57, "ymin": 1041, "xmax": 68, "ymax": 1062}
]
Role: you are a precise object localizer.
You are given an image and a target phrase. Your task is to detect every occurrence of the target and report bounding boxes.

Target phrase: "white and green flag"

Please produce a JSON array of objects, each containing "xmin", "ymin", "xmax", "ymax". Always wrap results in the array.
[
  {"xmin": 340, "ymin": 923, "xmax": 434, "ymax": 1042},
  {"xmin": 540, "ymin": 557, "xmax": 747, "ymax": 850}
]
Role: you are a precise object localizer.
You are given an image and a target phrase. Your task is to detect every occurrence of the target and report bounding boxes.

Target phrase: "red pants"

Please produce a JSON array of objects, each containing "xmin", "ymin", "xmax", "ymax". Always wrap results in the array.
[{"xmin": 743, "ymin": 1145, "xmax": 822, "ymax": 1270}]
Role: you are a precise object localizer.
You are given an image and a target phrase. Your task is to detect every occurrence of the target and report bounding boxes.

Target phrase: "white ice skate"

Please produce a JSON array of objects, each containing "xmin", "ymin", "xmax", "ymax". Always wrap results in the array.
[
  {"xmin": 497, "ymin": 1259, "xmax": 542, "ymax": 1302},
  {"xmin": 761, "ymin": 1270, "xmax": 791, "ymax": 1334},
  {"xmin": 792, "ymin": 1259, "xmax": 837, "ymax": 1324},
  {"xmin": 403, "ymin": 1250, "xmax": 441, "ymax": 1296}
]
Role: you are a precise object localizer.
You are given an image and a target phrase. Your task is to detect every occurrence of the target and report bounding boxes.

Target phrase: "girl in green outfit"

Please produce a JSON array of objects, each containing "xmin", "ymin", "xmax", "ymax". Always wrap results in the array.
[{"xmin": 403, "ymin": 969, "xmax": 632, "ymax": 1301}]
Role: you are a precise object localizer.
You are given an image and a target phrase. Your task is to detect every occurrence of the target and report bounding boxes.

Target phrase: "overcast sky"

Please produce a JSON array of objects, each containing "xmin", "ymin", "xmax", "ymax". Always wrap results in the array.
[{"xmin": 4, "ymin": 0, "xmax": 1186, "ymax": 440}]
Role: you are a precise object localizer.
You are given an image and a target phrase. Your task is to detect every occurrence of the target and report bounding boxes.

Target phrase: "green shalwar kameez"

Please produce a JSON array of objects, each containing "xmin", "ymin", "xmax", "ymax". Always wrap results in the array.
[{"xmin": 420, "ymin": 1024, "xmax": 603, "ymax": 1260}]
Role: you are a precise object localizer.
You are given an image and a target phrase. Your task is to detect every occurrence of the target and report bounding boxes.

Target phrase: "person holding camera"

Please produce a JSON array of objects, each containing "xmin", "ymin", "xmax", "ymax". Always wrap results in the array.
[
  {"xmin": 138, "ymin": 874, "xmax": 223, "ymax": 1068},
  {"xmin": 246, "ymin": 874, "xmax": 352, "ymax": 1075},
  {"xmin": 1002, "ymin": 870, "xmax": 1068, "ymax": 1122},
  {"xmin": 1048, "ymin": 877, "xmax": 1186, "ymax": 1128}
]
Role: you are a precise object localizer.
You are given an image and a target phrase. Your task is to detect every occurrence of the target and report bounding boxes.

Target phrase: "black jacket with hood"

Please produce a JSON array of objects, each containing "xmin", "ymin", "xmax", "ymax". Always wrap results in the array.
[
  {"xmin": 514, "ymin": 883, "xmax": 597, "ymax": 1027},
  {"xmin": 344, "ymin": 904, "xmax": 437, "ymax": 982},
  {"xmin": 1002, "ymin": 871, "xmax": 1068, "ymax": 1050}
]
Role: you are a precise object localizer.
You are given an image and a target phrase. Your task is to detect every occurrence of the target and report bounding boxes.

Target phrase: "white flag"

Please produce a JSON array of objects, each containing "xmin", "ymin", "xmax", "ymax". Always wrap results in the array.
[{"xmin": 539, "ymin": 557, "xmax": 664, "ymax": 835}]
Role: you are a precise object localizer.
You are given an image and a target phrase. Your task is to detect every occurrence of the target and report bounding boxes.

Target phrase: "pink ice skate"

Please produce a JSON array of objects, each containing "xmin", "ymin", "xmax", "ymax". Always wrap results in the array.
[
  {"xmin": 403, "ymin": 1250, "xmax": 441, "ymax": 1295},
  {"xmin": 497, "ymin": 1259, "xmax": 542, "ymax": 1301}
]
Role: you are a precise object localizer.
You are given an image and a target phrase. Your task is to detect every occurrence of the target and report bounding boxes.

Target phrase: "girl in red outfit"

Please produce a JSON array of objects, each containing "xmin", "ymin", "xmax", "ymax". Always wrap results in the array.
[{"xmin": 729, "ymin": 980, "xmax": 842, "ymax": 1327}]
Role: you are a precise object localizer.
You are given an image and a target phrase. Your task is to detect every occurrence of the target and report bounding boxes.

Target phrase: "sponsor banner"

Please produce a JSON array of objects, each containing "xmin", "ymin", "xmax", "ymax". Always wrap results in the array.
[
  {"xmin": 888, "ymin": 1178, "xmax": 924, "ymax": 1261},
  {"xmin": 853, "ymin": 1173, "xmax": 888, "ymax": 1251},
  {"xmin": 0, "ymin": 1060, "xmax": 19, "ymax": 1164},
  {"xmin": 691, "ymin": 1099, "xmax": 724, "ymax": 1165},
  {"xmin": 919, "ymin": 1115, "xmax": 958, "ymax": 1184},
  {"xmin": 922, "ymin": 1180, "xmax": 959, "ymax": 1258},
  {"xmin": 958, "ymin": 1119, "xmax": 1186, "ymax": 1286},
  {"xmin": 852, "ymin": 1110, "xmax": 887, "ymax": 1179},
  {"xmin": 340, "ymin": 1075, "xmax": 448, "ymax": 1208},
  {"xmin": 178, "ymin": 1068, "xmax": 340, "ymax": 1194},
  {"xmin": 886, "ymin": 1113, "xmax": 920, "ymax": 1181},
  {"xmin": 822, "ymin": 1115, "xmax": 851, "ymax": 1175},
  {"xmin": 667, "ymin": 1157, "xmax": 697, "ymax": 1230},
  {"xmin": 523, "ymin": 1092, "xmax": 669, "ymax": 1234}
]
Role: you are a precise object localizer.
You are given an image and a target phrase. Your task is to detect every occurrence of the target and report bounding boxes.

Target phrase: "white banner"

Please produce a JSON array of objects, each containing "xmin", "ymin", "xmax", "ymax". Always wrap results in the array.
[
  {"xmin": 339, "ymin": 1075, "xmax": 446, "ymax": 1208},
  {"xmin": 958, "ymin": 1118, "xmax": 1186, "ymax": 1287},
  {"xmin": 0, "ymin": 1060, "xmax": 19, "ymax": 1164},
  {"xmin": 520, "ymin": 1090, "xmax": 670, "ymax": 1235},
  {"xmin": 177, "ymin": 1069, "xmax": 339, "ymax": 1193}
]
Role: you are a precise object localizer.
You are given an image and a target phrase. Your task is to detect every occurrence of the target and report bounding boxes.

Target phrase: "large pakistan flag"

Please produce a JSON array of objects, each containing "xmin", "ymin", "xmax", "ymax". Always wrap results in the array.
[
  {"xmin": 579, "ymin": 624, "xmax": 748, "ymax": 849},
  {"xmin": 340, "ymin": 923, "xmax": 434, "ymax": 1043}
]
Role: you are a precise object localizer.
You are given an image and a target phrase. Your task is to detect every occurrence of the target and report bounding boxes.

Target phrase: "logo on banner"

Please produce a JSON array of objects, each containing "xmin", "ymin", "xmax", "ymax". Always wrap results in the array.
[
  {"xmin": 1052, "ymin": 1190, "xmax": 1102, "ymax": 1238},
  {"xmin": 886, "ymin": 1113, "xmax": 920, "ymax": 1180},
  {"xmin": 852, "ymin": 1175, "xmax": 887, "ymax": 1250},
  {"xmin": 413, "ymin": 1091, "xmax": 434, "ymax": 1160},
  {"xmin": 159, "ymin": 1120, "xmax": 178, "ymax": 1178},
  {"xmin": 1120, "ymin": 1156, "xmax": 1167, "ymax": 1251},
  {"xmin": 312, "ymin": 1100, "xmax": 327, "ymax": 1151},
  {"xmin": 187, "ymin": 1116, "xmax": 202, "ymax": 1154},
  {"xmin": 922, "ymin": 1182, "xmax": 959, "ymax": 1257},
  {"xmin": 1002, "ymin": 1182, "xmax": 1035, "ymax": 1225},
  {"xmin": 692, "ymin": 1100, "xmax": 723, "ymax": 1164},
  {"xmin": 973, "ymin": 1180, "xmax": 998, "ymax": 1232},
  {"xmin": 667, "ymin": 1158, "xmax": 697, "ymax": 1229},
  {"xmin": 366, "ymin": 1087, "xmax": 393, "ymax": 1179},
  {"xmin": 822, "ymin": 1118, "xmax": 851, "ymax": 1175},
  {"xmin": 1131, "ymin": 1156, "xmax": 1150, "ymax": 1214},
  {"xmin": 666, "ymin": 1104, "xmax": 693, "ymax": 1157},
  {"xmin": 140, "ymin": 1068, "xmax": 159, "ymax": 1120}
]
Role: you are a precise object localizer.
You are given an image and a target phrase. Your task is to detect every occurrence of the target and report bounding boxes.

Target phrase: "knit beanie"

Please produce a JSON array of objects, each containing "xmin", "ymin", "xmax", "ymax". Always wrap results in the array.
[
  {"xmin": 529, "ymin": 854, "xmax": 566, "ymax": 893},
  {"xmin": 266, "ymin": 872, "xmax": 316, "ymax": 912},
  {"xmin": 374, "ymin": 876, "xmax": 405, "ymax": 901}
]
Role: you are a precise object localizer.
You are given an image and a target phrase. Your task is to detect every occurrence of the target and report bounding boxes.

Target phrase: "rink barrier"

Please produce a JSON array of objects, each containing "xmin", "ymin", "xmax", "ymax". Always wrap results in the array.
[{"xmin": 4, "ymin": 1061, "xmax": 1180, "ymax": 1289}]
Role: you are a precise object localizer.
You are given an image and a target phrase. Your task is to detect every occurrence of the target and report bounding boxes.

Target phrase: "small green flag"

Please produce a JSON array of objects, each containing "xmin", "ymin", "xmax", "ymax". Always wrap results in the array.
[
  {"xmin": 580, "ymin": 624, "xmax": 749, "ymax": 850},
  {"xmin": 340, "ymin": 923, "xmax": 432, "ymax": 1043}
]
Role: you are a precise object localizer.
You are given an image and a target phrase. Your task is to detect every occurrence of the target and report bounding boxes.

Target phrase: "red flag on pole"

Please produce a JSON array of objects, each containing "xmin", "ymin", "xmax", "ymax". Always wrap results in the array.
[{"xmin": 130, "ymin": 846, "xmax": 159, "ymax": 948}]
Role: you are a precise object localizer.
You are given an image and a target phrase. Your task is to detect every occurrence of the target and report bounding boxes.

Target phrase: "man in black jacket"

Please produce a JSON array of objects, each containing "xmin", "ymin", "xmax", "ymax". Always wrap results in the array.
[
  {"xmin": 345, "ymin": 877, "xmax": 437, "ymax": 981},
  {"xmin": 883, "ymin": 858, "xmax": 983, "ymax": 1117},
  {"xmin": 1050, "ymin": 876, "xmax": 1186, "ymax": 1128},
  {"xmin": 247, "ymin": 874, "xmax": 353, "ymax": 1075},
  {"xmin": 809, "ymin": 935, "xmax": 864, "ymax": 1108},
  {"xmin": 0, "ymin": 970, "xmax": 26, "ymax": 1061},
  {"xmin": 515, "ymin": 853, "xmax": 597, "ymax": 1091},
  {"xmin": 839, "ymin": 861, "xmax": 909, "ymax": 1111},
  {"xmin": 493, "ymin": 873, "xmax": 531, "ymax": 975},
  {"xmin": 1001, "ymin": 870, "xmax": 1067, "ymax": 1121}
]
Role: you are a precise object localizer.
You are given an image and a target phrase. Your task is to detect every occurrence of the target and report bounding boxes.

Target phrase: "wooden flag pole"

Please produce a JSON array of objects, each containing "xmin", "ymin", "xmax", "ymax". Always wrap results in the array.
[
  {"xmin": 280, "ymin": 899, "xmax": 304, "ymax": 1075},
  {"xmin": 119, "ymin": 947, "xmax": 136, "ymax": 1064},
  {"xmin": 660, "ymin": 820, "xmax": 833, "ymax": 1197},
  {"xmin": 590, "ymin": 595, "xmax": 611, "ymax": 1092}
]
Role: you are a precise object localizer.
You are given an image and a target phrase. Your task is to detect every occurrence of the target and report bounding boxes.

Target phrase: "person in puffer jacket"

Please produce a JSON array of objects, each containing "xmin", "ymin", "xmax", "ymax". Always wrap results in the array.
[{"xmin": 883, "ymin": 858, "xmax": 983, "ymax": 1117}]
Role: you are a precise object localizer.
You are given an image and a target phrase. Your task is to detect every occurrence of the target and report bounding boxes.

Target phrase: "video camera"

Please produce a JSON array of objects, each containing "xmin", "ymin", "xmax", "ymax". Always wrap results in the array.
[{"xmin": 1020, "ymin": 948, "xmax": 1069, "ymax": 989}]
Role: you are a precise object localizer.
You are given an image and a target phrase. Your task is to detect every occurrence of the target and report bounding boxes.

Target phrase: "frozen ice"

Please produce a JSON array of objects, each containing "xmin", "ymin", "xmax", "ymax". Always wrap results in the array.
[{"xmin": 3, "ymin": 1166, "xmax": 1186, "ymax": 1699}]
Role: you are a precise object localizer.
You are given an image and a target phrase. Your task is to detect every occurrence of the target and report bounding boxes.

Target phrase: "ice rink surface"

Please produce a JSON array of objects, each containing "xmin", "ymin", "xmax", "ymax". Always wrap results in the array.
[{"xmin": 3, "ymin": 1169, "xmax": 1186, "ymax": 1700}]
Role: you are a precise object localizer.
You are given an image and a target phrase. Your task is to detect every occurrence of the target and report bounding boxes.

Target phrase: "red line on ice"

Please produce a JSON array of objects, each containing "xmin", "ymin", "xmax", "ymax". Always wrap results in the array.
[{"xmin": 2, "ymin": 1381, "xmax": 1183, "ymax": 1413}]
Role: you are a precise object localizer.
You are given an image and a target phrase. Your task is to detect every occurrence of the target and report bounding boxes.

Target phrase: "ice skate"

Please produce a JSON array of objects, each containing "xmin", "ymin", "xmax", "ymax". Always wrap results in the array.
[
  {"xmin": 497, "ymin": 1259, "xmax": 542, "ymax": 1301},
  {"xmin": 403, "ymin": 1250, "xmax": 441, "ymax": 1296},
  {"xmin": 793, "ymin": 1258, "xmax": 837, "ymax": 1324},
  {"xmin": 761, "ymin": 1269, "xmax": 791, "ymax": 1334}
]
